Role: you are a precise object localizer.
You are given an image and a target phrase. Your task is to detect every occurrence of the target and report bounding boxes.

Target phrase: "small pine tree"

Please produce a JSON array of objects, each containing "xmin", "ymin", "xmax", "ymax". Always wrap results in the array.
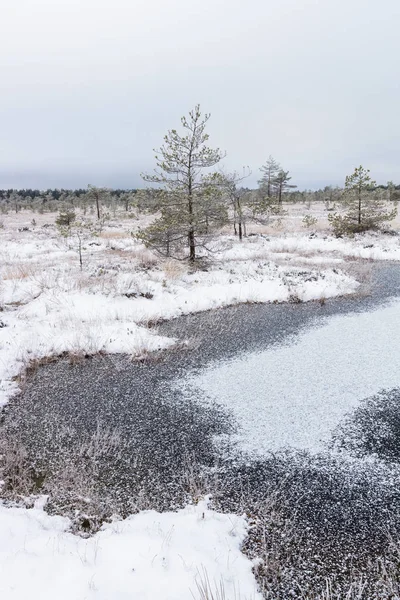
[
  {"xmin": 329, "ymin": 166, "xmax": 397, "ymax": 236},
  {"xmin": 249, "ymin": 187, "xmax": 283, "ymax": 223},
  {"xmin": 259, "ymin": 156, "xmax": 281, "ymax": 198},
  {"xmin": 272, "ymin": 170, "xmax": 297, "ymax": 203},
  {"xmin": 55, "ymin": 208, "xmax": 76, "ymax": 227},
  {"xmin": 85, "ymin": 185, "xmax": 111, "ymax": 220},
  {"xmin": 251, "ymin": 160, "xmax": 287, "ymax": 223}
]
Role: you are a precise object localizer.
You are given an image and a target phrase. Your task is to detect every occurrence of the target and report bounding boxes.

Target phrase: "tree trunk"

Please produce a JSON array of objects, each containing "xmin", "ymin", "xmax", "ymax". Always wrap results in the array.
[
  {"xmin": 188, "ymin": 165, "xmax": 195, "ymax": 261},
  {"xmin": 267, "ymin": 168, "xmax": 272, "ymax": 198},
  {"xmin": 358, "ymin": 188, "xmax": 362, "ymax": 225},
  {"xmin": 188, "ymin": 192, "xmax": 195, "ymax": 261},
  {"xmin": 95, "ymin": 194, "xmax": 101, "ymax": 220},
  {"xmin": 238, "ymin": 222, "xmax": 243, "ymax": 241},
  {"xmin": 77, "ymin": 234, "xmax": 83, "ymax": 271},
  {"xmin": 188, "ymin": 230, "xmax": 195, "ymax": 261}
]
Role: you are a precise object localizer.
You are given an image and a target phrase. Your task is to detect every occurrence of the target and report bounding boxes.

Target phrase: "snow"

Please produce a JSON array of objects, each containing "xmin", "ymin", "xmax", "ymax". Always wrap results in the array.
[
  {"xmin": 0, "ymin": 497, "xmax": 261, "ymax": 600},
  {"xmin": 182, "ymin": 298, "xmax": 400, "ymax": 455},
  {"xmin": 264, "ymin": 233, "xmax": 400, "ymax": 262},
  {"xmin": 0, "ymin": 214, "xmax": 363, "ymax": 408}
]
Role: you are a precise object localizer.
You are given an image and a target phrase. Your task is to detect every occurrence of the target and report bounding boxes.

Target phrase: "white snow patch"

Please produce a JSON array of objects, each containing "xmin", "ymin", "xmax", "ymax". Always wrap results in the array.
[
  {"xmin": 0, "ymin": 499, "xmax": 261, "ymax": 600},
  {"xmin": 182, "ymin": 299, "xmax": 400, "ymax": 455}
]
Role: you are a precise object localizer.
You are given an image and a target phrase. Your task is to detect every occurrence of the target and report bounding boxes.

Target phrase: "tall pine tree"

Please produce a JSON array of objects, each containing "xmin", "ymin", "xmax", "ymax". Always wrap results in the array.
[{"xmin": 139, "ymin": 105, "xmax": 226, "ymax": 261}]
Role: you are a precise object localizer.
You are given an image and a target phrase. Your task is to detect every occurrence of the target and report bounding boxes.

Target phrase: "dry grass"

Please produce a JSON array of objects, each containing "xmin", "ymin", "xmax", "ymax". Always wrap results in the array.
[
  {"xmin": 14, "ymin": 352, "xmax": 105, "ymax": 399},
  {"xmin": 13, "ymin": 354, "xmax": 64, "ymax": 396},
  {"xmin": 316, "ymin": 579, "xmax": 367, "ymax": 599},
  {"xmin": 243, "ymin": 495, "xmax": 400, "ymax": 600},
  {"xmin": 0, "ymin": 421, "xmax": 130, "ymax": 533},
  {"xmin": 78, "ymin": 422, "xmax": 125, "ymax": 462},
  {"xmin": 134, "ymin": 248, "xmax": 159, "ymax": 269},
  {"xmin": 99, "ymin": 230, "xmax": 130, "ymax": 240},
  {"xmin": 1, "ymin": 263, "xmax": 39, "ymax": 280},
  {"xmin": 342, "ymin": 261, "xmax": 373, "ymax": 284},
  {"xmin": 192, "ymin": 568, "xmax": 229, "ymax": 600},
  {"xmin": 163, "ymin": 258, "xmax": 187, "ymax": 280},
  {"xmin": 0, "ymin": 434, "xmax": 33, "ymax": 497}
]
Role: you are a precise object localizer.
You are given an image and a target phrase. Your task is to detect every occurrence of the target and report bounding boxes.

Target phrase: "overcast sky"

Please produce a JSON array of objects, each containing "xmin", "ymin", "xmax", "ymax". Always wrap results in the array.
[{"xmin": 1, "ymin": 0, "xmax": 399, "ymax": 190}]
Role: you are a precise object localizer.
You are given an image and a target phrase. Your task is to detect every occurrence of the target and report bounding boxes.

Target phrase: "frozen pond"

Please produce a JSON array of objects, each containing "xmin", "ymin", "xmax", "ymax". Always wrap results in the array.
[
  {"xmin": 4, "ymin": 263, "xmax": 400, "ymax": 599},
  {"xmin": 181, "ymin": 298, "xmax": 400, "ymax": 455},
  {"xmin": 4, "ymin": 263, "xmax": 400, "ymax": 512}
]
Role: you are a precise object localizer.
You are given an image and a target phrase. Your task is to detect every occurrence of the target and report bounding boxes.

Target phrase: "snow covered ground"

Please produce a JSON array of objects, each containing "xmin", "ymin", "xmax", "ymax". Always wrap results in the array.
[
  {"xmin": 0, "ymin": 211, "xmax": 374, "ymax": 409},
  {"xmin": 1, "ymin": 210, "xmax": 400, "ymax": 599},
  {"xmin": 0, "ymin": 497, "xmax": 261, "ymax": 600}
]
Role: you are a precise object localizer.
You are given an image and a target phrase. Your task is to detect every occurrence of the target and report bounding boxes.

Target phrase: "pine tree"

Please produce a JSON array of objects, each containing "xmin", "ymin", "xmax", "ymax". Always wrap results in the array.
[
  {"xmin": 272, "ymin": 170, "xmax": 297, "ymax": 203},
  {"xmin": 329, "ymin": 166, "xmax": 397, "ymax": 235},
  {"xmin": 139, "ymin": 105, "xmax": 226, "ymax": 261},
  {"xmin": 258, "ymin": 156, "xmax": 281, "ymax": 198},
  {"xmin": 251, "ymin": 159, "xmax": 289, "ymax": 222},
  {"xmin": 85, "ymin": 185, "xmax": 111, "ymax": 220}
]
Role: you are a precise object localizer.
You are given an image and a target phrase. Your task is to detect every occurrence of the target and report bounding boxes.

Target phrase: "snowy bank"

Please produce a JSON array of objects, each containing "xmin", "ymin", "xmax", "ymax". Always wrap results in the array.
[{"xmin": 0, "ymin": 498, "xmax": 261, "ymax": 600}]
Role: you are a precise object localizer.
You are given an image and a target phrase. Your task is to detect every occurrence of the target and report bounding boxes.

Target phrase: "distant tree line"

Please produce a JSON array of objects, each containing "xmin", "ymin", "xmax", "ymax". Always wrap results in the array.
[
  {"xmin": 0, "ymin": 188, "xmax": 137, "ymax": 200},
  {"xmin": 0, "ymin": 187, "xmax": 139, "ymax": 216}
]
